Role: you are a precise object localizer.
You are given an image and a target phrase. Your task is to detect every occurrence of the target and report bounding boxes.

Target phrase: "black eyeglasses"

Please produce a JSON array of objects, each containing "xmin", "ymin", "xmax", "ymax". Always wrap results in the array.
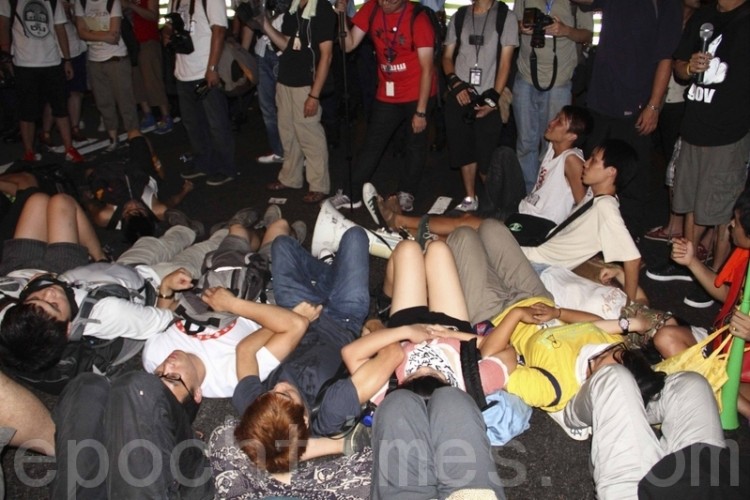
[
  {"xmin": 158, "ymin": 372, "xmax": 193, "ymax": 400},
  {"xmin": 587, "ymin": 342, "xmax": 625, "ymax": 376}
]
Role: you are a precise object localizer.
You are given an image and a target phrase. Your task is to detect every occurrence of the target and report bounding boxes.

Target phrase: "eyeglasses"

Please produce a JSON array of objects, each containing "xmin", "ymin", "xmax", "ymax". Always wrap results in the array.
[
  {"xmin": 158, "ymin": 372, "xmax": 193, "ymax": 400},
  {"xmin": 587, "ymin": 342, "xmax": 625, "ymax": 376}
]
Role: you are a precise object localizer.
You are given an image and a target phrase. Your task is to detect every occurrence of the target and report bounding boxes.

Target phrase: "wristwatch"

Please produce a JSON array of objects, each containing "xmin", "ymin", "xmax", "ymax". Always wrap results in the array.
[
  {"xmin": 618, "ymin": 317, "xmax": 630, "ymax": 334},
  {"xmin": 207, "ymin": 65, "xmax": 217, "ymax": 73}
]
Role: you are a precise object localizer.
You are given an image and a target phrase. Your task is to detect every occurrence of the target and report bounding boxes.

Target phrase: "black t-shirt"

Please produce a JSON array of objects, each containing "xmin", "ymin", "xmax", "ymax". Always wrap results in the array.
[
  {"xmin": 277, "ymin": 1, "xmax": 337, "ymax": 87},
  {"xmin": 676, "ymin": 3, "xmax": 750, "ymax": 146},
  {"xmin": 232, "ymin": 316, "xmax": 361, "ymax": 436}
]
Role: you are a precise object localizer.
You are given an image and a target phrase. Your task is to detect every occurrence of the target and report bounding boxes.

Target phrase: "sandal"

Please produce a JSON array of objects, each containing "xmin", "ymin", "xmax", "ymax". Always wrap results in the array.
[
  {"xmin": 266, "ymin": 180, "xmax": 292, "ymax": 191},
  {"xmin": 620, "ymin": 303, "xmax": 673, "ymax": 347},
  {"xmin": 303, "ymin": 191, "xmax": 326, "ymax": 204}
]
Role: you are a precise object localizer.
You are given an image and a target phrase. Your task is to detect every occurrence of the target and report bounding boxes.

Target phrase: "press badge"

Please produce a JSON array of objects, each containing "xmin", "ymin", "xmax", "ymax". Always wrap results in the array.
[
  {"xmin": 469, "ymin": 67, "xmax": 482, "ymax": 86},
  {"xmin": 386, "ymin": 81, "xmax": 395, "ymax": 97}
]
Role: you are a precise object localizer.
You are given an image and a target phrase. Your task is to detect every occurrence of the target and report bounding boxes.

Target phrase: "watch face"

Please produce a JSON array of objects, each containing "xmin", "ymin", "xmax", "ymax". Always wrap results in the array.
[{"xmin": 619, "ymin": 317, "xmax": 629, "ymax": 332}]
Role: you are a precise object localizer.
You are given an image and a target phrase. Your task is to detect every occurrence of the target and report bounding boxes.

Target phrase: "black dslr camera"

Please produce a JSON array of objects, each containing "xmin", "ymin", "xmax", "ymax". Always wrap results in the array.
[
  {"xmin": 166, "ymin": 12, "xmax": 194, "ymax": 54},
  {"xmin": 523, "ymin": 7, "xmax": 554, "ymax": 48}
]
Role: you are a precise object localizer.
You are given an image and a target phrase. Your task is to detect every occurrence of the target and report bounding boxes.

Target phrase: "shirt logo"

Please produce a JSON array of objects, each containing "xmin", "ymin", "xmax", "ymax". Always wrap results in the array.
[{"xmin": 22, "ymin": 0, "xmax": 52, "ymax": 39}]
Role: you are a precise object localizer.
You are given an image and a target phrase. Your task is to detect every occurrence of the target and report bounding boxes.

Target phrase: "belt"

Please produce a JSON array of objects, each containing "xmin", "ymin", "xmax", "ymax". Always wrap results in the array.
[{"xmin": 101, "ymin": 56, "xmax": 124, "ymax": 63}]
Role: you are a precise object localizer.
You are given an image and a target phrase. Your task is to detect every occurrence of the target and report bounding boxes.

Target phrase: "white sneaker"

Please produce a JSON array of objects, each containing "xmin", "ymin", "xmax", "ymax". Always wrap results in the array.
[
  {"xmin": 328, "ymin": 189, "xmax": 362, "ymax": 209},
  {"xmin": 546, "ymin": 410, "xmax": 591, "ymax": 441},
  {"xmin": 318, "ymin": 248, "xmax": 335, "ymax": 264},
  {"xmin": 257, "ymin": 153, "xmax": 284, "ymax": 164},
  {"xmin": 362, "ymin": 183, "xmax": 382, "ymax": 226},
  {"xmin": 455, "ymin": 196, "xmax": 478, "ymax": 212},
  {"xmin": 104, "ymin": 138, "xmax": 119, "ymax": 153},
  {"xmin": 397, "ymin": 191, "xmax": 414, "ymax": 213}
]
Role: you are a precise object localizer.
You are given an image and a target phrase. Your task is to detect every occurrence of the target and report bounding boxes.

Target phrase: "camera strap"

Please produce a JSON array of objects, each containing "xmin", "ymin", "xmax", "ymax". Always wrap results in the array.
[
  {"xmin": 470, "ymin": 2, "xmax": 494, "ymax": 66},
  {"xmin": 530, "ymin": 35, "xmax": 557, "ymax": 92}
]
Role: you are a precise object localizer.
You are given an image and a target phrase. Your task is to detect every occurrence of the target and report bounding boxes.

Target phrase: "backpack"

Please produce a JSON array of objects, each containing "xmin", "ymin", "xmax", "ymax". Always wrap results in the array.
[
  {"xmin": 80, "ymin": 0, "xmax": 140, "ymax": 66},
  {"xmin": 174, "ymin": 251, "xmax": 271, "ymax": 333},
  {"xmin": 451, "ymin": 0, "xmax": 509, "ymax": 63},
  {"xmin": 367, "ymin": 1, "xmax": 444, "ymax": 65},
  {"xmin": 2, "ymin": 281, "xmax": 154, "ymax": 394}
]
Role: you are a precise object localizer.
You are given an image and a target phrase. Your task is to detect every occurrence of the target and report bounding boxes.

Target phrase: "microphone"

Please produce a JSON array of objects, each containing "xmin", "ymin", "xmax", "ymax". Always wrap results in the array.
[{"xmin": 698, "ymin": 22, "xmax": 714, "ymax": 84}]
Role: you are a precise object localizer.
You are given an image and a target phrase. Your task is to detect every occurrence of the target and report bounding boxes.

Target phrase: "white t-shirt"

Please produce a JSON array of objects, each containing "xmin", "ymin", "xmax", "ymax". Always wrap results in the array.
[
  {"xmin": 141, "ymin": 317, "xmax": 280, "ymax": 398},
  {"xmin": 171, "ymin": 0, "xmax": 228, "ymax": 82},
  {"xmin": 518, "ymin": 144, "xmax": 591, "ymax": 225},
  {"xmin": 0, "ymin": 0, "xmax": 67, "ymax": 67},
  {"xmin": 64, "ymin": 19, "xmax": 88, "ymax": 58},
  {"xmin": 62, "ymin": 262, "xmax": 174, "ymax": 340},
  {"xmin": 74, "ymin": 0, "xmax": 127, "ymax": 62},
  {"xmin": 522, "ymin": 195, "xmax": 641, "ymax": 269}
]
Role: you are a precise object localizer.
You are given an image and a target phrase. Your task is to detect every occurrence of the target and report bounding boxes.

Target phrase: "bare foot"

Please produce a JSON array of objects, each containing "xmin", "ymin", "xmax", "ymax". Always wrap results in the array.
[{"xmin": 377, "ymin": 195, "xmax": 398, "ymax": 230}]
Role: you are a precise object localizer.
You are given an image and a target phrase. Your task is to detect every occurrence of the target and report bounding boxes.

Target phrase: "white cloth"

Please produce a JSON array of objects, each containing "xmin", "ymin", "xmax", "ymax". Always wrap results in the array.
[
  {"xmin": 113, "ymin": 176, "xmax": 158, "ymax": 230},
  {"xmin": 74, "ymin": 0, "xmax": 128, "ymax": 62},
  {"xmin": 64, "ymin": 19, "xmax": 88, "ymax": 58},
  {"xmin": 522, "ymin": 195, "xmax": 641, "ymax": 270},
  {"xmin": 1, "ymin": 0, "xmax": 68, "ymax": 67},
  {"xmin": 539, "ymin": 265, "xmax": 627, "ymax": 320},
  {"xmin": 518, "ymin": 144, "xmax": 591, "ymax": 225},
  {"xmin": 141, "ymin": 317, "xmax": 280, "ymax": 398},
  {"xmin": 61, "ymin": 262, "xmax": 174, "ymax": 341},
  {"xmin": 171, "ymin": 0, "xmax": 228, "ymax": 81}
]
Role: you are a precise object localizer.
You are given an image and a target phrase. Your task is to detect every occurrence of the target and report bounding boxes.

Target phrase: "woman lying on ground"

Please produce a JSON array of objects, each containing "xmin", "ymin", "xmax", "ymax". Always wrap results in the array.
[{"xmin": 341, "ymin": 239, "xmax": 660, "ymax": 413}]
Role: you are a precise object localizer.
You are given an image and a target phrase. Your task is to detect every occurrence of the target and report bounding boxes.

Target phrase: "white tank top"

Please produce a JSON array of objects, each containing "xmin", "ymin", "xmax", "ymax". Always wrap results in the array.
[{"xmin": 517, "ymin": 145, "xmax": 591, "ymax": 225}]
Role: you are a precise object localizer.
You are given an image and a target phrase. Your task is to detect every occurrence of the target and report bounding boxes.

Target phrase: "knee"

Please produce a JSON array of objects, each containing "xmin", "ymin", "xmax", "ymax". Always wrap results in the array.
[
  {"xmin": 341, "ymin": 226, "xmax": 368, "ymax": 249},
  {"xmin": 423, "ymin": 239, "xmax": 452, "ymax": 265},
  {"xmin": 664, "ymin": 371, "xmax": 713, "ymax": 403},
  {"xmin": 477, "ymin": 218, "xmax": 508, "ymax": 241},
  {"xmin": 446, "ymin": 225, "xmax": 476, "ymax": 250},
  {"xmin": 267, "ymin": 219, "xmax": 290, "ymax": 234},
  {"xmin": 377, "ymin": 390, "xmax": 423, "ymax": 421},
  {"xmin": 47, "ymin": 193, "xmax": 77, "ymax": 213},
  {"xmin": 270, "ymin": 234, "xmax": 298, "ymax": 262},
  {"xmin": 23, "ymin": 192, "xmax": 50, "ymax": 212},
  {"xmin": 392, "ymin": 239, "xmax": 421, "ymax": 260},
  {"xmin": 588, "ymin": 364, "xmax": 640, "ymax": 399}
]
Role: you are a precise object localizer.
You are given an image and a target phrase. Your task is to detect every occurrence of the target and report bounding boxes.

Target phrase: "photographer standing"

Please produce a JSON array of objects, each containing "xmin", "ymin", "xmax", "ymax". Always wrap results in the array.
[
  {"xmin": 443, "ymin": 0, "xmax": 518, "ymax": 212},
  {"xmin": 513, "ymin": 0, "xmax": 592, "ymax": 193},
  {"xmin": 167, "ymin": 0, "xmax": 236, "ymax": 187}
]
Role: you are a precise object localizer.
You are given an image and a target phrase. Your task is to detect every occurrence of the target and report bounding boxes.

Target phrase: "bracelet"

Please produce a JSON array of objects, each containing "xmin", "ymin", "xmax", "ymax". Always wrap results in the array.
[
  {"xmin": 555, "ymin": 308, "xmax": 562, "ymax": 319},
  {"xmin": 62, "ymin": 58, "xmax": 72, "ymax": 62},
  {"xmin": 308, "ymin": 94, "xmax": 319, "ymax": 100},
  {"xmin": 207, "ymin": 64, "xmax": 217, "ymax": 73},
  {"xmin": 158, "ymin": 290, "xmax": 175, "ymax": 300},
  {"xmin": 414, "ymin": 111, "xmax": 427, "ymax": 118},
  {"xmin": 646, "ymin": 103, "xmax": 660, "ymax": 112},
  {"xmin": 686, "ymin": 62, "xmax": 692, "ymax": 76}
]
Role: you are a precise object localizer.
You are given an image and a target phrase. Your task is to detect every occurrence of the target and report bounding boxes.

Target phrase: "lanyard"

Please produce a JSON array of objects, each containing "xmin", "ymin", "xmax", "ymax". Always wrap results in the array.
[
  {"xmin": 545, "ymin": 0, "xmax": 555, "ymax": 15},
  {"xmin": 381, "ymin": 3, "xmax": 409, "ymax": 65},
  {"xmin": 471, "ymin": 2, "xmax": 494, "ymax": 65}
]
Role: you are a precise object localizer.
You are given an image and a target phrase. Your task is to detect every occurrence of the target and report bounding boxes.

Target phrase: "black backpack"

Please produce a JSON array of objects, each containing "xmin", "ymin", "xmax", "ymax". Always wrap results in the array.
[
  {"xmin": 368, "ymin": 1, "xmax": 444, "ymax": 65},
  {"xmin": 2, "ymin": 282, "xmax": 153, "ymax": 394},
  {"xmin": 80, "ymin": 0, "xmax": 140, "ymax": 66}
]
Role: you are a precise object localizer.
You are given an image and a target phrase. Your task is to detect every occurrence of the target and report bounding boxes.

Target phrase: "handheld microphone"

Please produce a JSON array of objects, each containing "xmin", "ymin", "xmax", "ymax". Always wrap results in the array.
[{"xmin": 698, "ymin": 22, "xmax": 713, "ymax": 84}]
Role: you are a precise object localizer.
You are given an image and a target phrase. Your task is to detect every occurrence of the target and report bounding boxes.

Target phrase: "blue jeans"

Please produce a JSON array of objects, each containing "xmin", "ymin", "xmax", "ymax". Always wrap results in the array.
[
  {"xmin": 176, "ymin": 79, "xmax": 236, "ymax": 177},
  {"xmin": 271, "ymin": 227, "xmax": 369, "ymax": 338},
  {"xmin": 258, "ymin": 50, "xmax": 283, "ymax": 157},
  {"xmin": 513, "ymin": 77, "xmax": 572, "ymax": 193},
  {"xmin": 349, "ymin": 98, "xmax": 435, "ymax": 203}
]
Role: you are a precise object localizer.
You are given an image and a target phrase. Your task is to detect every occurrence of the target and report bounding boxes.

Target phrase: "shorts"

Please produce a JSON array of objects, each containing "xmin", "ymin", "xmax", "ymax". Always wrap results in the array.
[
  {"xmin": 673, "ymin": 132, "xmax": 750, "ymax": 226},
  {"xmin": 389, "ymin": 306, "xmax": 472, "ymax": 333},
  {"xmin": 66, "ymin": 52, "xmax": 88, "ymax": 94},
  {"xmin": 13, "ymin": 64, "xmax": 68, "ymax": 122},
  {"xmin": 444, "ymin": 96, "xmax": 502, "ymax": 173},
  {"xmin": 0, "ymin": 239, "xmax": 89, "ymax": 275}
]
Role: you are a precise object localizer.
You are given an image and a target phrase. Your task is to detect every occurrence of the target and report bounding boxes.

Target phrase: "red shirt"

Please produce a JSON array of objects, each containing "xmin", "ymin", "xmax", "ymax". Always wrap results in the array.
[
  {"xmin": 352, "ymin": 0, "xmax": 437, "ymax": 103},
  {"xmin": 130, "ymin": 0, "xmax": 160, "ymax": 44}
]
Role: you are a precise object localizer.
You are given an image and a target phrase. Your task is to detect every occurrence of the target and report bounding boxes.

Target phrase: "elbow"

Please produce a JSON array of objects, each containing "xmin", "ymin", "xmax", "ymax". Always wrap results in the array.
[
  {"xmin": 383, "ymin": 342, "xmax": 404, "ymax": 365},
  {"xmin": 341, "ymin": 342, "xmax": 357, "ymax": 372},
  {"xmin": 291, "ymin": 314, "xmax": 309, "ymax": 337}
]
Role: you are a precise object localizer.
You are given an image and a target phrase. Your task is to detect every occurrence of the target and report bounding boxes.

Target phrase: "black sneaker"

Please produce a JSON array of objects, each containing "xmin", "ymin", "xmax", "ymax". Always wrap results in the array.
[
  {"xmin": 181, "ymin": 168, "xmax": 207, "ymax": 180},
  {"xmin": 645, "ymin": 262, "xmax": 693, "ymax": 282},
  {"xmin": 206, "ymin": 173, "xmax": 234, "ymax": 186},
  {"xmin": 683, "ymin": 285, "xmax": 715, "ymax": 309}
]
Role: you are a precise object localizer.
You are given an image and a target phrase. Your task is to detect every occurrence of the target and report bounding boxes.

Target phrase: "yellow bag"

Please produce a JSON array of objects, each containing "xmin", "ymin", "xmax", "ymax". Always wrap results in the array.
[{"xmin": 654, "ymin": 325, "xmax": 732, "ymax": 410}]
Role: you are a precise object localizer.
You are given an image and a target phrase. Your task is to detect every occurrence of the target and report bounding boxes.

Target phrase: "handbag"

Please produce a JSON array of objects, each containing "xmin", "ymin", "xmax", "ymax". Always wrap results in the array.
[
  {"xmin": 653, "ymin": 325, "xmax": 734, "ymax": 409},
  {"xmin": 505, "ymin": 213, "xmax": 556, "ymax": 247}
]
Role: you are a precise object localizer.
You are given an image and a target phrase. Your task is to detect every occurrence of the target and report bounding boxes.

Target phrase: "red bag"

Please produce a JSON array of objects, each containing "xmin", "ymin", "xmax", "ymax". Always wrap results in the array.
[{"xmin": 712, "ymin": 248, "xmax": 750, "ymax": 383}]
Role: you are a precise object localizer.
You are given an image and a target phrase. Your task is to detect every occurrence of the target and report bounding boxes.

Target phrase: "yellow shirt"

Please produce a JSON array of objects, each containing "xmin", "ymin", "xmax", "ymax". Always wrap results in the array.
[{"xmin": 495, "ymin": 299, "xmax": 621, "ymax": 412}]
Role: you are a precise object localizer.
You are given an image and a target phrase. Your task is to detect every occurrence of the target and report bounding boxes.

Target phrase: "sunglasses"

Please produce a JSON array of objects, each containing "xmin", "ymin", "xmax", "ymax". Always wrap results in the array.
[
  {"xmin": 157, "ymin": 372, "xmax": 194, "ymax": 400},
  {"xmin": 587, "ymin": 342, "xmax": 625, "ymax": 376}
]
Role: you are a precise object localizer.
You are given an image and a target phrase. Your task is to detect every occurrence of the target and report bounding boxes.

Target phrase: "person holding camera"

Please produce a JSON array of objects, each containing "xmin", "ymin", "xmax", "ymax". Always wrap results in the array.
[
  {"xmin": 166, "ymin": 0, "xmax": 236, "ymax": 187},
  {"xmin": 513, "ymin": 0, "xmax": 592, "ymax": 194},
  {"xmin": 443, "ymin": 0, "xmax": 518, "ymax": 212}
]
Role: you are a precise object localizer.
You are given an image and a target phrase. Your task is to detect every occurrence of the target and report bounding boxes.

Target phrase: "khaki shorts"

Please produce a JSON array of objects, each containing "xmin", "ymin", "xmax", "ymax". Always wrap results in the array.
[{"xmin": 673, "ymin": 132, "xmax": 750, "ymax": 226}]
